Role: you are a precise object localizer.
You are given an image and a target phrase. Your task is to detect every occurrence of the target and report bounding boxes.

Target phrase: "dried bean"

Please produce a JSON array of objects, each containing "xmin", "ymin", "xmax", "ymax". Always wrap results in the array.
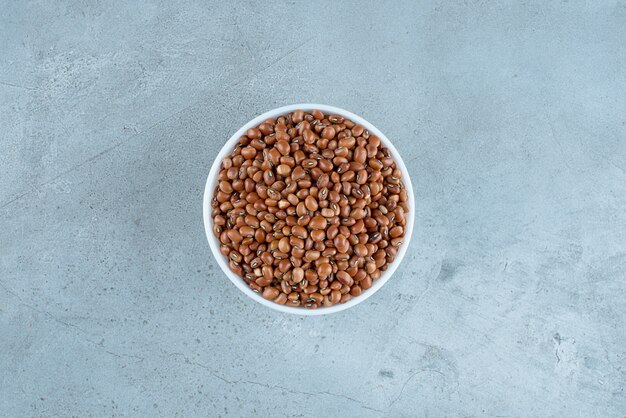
[{"xmin": 212, "ymin": 109, "xmax": 408, "ymax": 309}]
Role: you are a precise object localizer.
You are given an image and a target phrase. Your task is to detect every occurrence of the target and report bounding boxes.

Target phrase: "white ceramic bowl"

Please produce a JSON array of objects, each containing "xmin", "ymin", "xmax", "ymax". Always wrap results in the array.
[{"xmin": 203, "ymin": 104, "xmax": 414, "ymax": 315}]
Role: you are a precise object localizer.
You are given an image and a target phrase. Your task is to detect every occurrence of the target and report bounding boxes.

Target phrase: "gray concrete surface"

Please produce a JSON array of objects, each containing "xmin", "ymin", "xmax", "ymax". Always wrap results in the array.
[{"xmin": 1, "ymin": 1, "xmax": 625, "ymax": 416}]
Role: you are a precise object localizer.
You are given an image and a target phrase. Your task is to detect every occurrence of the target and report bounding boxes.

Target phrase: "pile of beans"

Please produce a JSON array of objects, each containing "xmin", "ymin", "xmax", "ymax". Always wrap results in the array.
[{"xmin": 211, "ymin": 109, "xmax": 408, "ymax": 309}]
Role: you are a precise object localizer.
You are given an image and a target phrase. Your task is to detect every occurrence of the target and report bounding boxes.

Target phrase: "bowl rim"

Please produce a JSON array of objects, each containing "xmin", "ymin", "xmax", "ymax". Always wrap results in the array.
[{"xmin": 203, "ymin": 104, "xmax": 415, "ymax": 315}]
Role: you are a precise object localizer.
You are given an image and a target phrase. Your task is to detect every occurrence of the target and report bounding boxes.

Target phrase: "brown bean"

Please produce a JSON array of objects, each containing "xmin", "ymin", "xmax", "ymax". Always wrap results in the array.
[
  {"xmin": 267, "ymin": 148, "xmax": 281, "ymax": 165},
  {"xmin": 263, "ymin": 170, "xmax": 275, "ymax": 186},
  {"xmin": 321, "ymin": 126, "xmax": 335, "ymax": 139},
  {"xmin": 329, "ymin": 281, "xmax": 342, "ymax": 290},
  {"xmin": 262, "ymin": 265, "xmax": 274, "ymax": 281},
  {"xmin": 310, "ymin": 229, "xmax": 326, "ymax": 242},
  {"xmin": 311, "ymin": 109, "xmax": 324, "ymax": 120},
  {"xmin": 316, "ymin": 173, "xmax": 330, "ymax": 188},
  {"xmin": 321, "ymin": 248, "xmax": 336, "ymax": 259},
  {"xmin": 274, "ymin": 292, "xmax": 288, "ymax": 304},
  {"xmin": 335, "ymin": 253, "xmax": 349, "ymax": 262},
  {"xmin": 298, "ymin": 214, "xmax": 311, "ymax": 227},
  {"xmin": 304, "ymin": 250, "xmax": 321, "ymax": 262},
  {"xmin": 290, "ymin": 235, "xmax": 305, "ymax": 249},
  {"xmin": 351, "ymin": 124, "xmax": 365, "ymax": 137},
  {"xmin": 354, "ymin": 243, "xmax": 368, "ymax": 257},
  {"xmin": 219, "ymin": 181, "xmax": 233, "ymax": 194},
  {"xmin": 353, "ymin": 146, "xmax": 367, "ymax": 163},
  {"xmin": 327, "ymin": 225, "xmax": 339, "ymax": 240},
  {"xmin": 225, "ymin": 167, "xmax": 238, "ymax": 181},
  {"xmin": 305, "ymin": 195, "xmax": 318, "ymax": 212},
  {"xmin": 247, "ymin": 128, "xmax": 262, "ymax": 139},
  {"xmin": 333, "ymin": 235, "xmax": 349, "ymax": 253},
  {"xmin": 255, "ymin": 274, "xmax": 271, "ymax": 286},
  {"xmin": 302, "ymin": 158, "xmax": 317, "ymax": 168},
  {"xmin": 292, "ymin": 110, "xmax": 304, "ymax": 123},
  {"xmin": 308, "ymin": 292, "xmax": 323, "ymax": 304},
  {"xmin": 259, "ymin": 122, "xmax": 274, "ymax": 135},
  {"xmin": 389, "ymin": 226, "xmax": 404, "ymax": 238},
  {"xmin": 350, "ymin": 285, "xmax": 362, "ymax": 296},
  {"xmin": 292, "ymin": 267, "xmax": 305, "ymax": 283},
  {"xmin": 338, "ymin": 137, "xmax": 355, "ymax": 150},
  {"xmin": 317, "ymin": 263, "xmax": 332, "ymax": 277},
  {"xmin": 276, "ymin": 164, "xmax": 291, "ymax": 176},
  {"xmin": 240, "ymin": 226, "xmax": 255, "ymax": 237},
  {"xmin": 262, "ymin": 287, "xmax": 279, "ymax": 300},
  {"xmin": 320, "ymin": 208, "xmax": 333, "ymax": 218},
  {"xmin": 391, "ymin": 237, "xmax": 403, "ymax": 247},
  {"xmin": 360, "ymin": 275, "xmax": 373, "ymax": 289},
  {"xmin": 278, "ymin": 237, "xmax": 291, "ymax": 253},
  {"xmin": 303, "ymin": 129, "xmax": 319, "ymax": 144},
  {"xmin": 291, "ymin": 225, "xmax": 307, "ymax": 239},
  {"xmin": 336, "ymin": 270, "xmax": 354, "ymax": 286},
  {"xmin": 318, "ymin": 159, "xmax": 333, "ymax": 172},
  {"xmin": 226, "ymin": 229, "xmax": 243, "ymax": 243},
  {"xmin": 366, "ymin": 143, "xmax": 377, "ymax": 158},
  {"xmin": 241, "ymin": 146, "xmax": 257, "ymax": 160},
  {"xmin": 309, "ymin": 216, "xmax": 327, "ymax": 230},
  {"xmin": 278, "ymin": 258, "xmax": 291, "ymax": 272},
  {"xmin": 356, "ymin": 169, "xmax": 368, "ymax": 185},
  {"xmin": 276, "ymin": 140, "xmax": 290, "ymax": 155},
  {"xmin": 291, "ymin": 166, "xmax": 306, "ymax": 181}
]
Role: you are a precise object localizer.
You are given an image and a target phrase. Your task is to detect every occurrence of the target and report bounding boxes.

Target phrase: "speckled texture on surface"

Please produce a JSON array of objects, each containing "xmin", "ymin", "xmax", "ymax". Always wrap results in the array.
[{"xmin": 1, "ymin": 1, "xmax": 625, "ymax": 417}]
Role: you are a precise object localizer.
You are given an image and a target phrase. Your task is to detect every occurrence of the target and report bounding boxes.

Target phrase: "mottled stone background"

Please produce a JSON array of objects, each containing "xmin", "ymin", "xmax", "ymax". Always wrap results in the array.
[{"xmin": 1, "ymin": 1, "xmax": 625, "ymax": 416}]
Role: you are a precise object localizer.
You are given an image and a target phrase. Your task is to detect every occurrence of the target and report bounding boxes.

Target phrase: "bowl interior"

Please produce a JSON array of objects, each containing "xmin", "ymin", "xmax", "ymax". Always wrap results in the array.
[{"xmin": 203, "ymin": 104, "xmax": 415, "ymax": 315}]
